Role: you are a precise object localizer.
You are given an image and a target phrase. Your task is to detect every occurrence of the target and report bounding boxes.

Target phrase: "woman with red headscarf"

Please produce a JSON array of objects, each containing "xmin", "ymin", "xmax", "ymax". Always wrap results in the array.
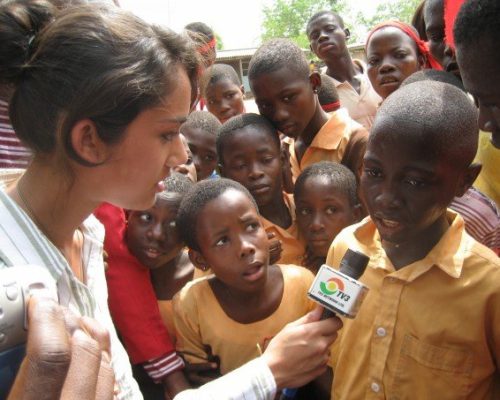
[{"xmin": 365, "ymin": 21, "xmax": 441, "ymax": 100}]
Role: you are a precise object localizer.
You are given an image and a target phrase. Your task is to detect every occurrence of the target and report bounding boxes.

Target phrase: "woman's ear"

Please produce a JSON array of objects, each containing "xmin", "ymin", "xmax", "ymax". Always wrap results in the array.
[
  {"xmin": 189, "ymin": 248, "xmax": 210, "ymax": 271},
  {"xmin": 417, "ymin": 54, "xmax": 426, "ymax": 70},
  {"xmin": 70, "ymin": 119, "xmax": 110, "ymax": 164}
]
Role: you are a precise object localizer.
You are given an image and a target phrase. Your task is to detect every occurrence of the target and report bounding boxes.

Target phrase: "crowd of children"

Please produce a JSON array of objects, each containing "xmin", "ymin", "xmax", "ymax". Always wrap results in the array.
[{"xmin": 0, "ymin": 0, "xmax": 499, "ymax": 399}]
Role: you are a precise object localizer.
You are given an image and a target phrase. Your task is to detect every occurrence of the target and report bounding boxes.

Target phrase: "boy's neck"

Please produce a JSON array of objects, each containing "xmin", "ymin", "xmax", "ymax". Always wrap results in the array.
[
  {"xmin": 383, "ymin": 215, "xmax": 451, "ymax": 270},
  {"xmin": 294, "ymin": 103, "xmax": 330, "ymax": 163},
  {"xmin": 209, "ymin": 264, "xmax": 284, "ymax": 324},
  {"xmin": 325, "ymin": 53, "xmax": 360, "ymax": 90},
  {"xmin": 259, "ymin": 193, "xmax": 292, "ymax": 230},
  {"xmin": 150, "ymin": 250, "xmax": 194, "ymax": 300}
]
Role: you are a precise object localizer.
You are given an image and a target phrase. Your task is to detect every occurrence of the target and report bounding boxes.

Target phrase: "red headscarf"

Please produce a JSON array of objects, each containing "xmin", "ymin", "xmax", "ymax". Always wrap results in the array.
[
  {"xmin": 444, "ymin": 0, "xmax": 465, "ymax": 49},
  {"xmin": 366, "ymin": 20, "xmax": 442, "ymax": 70}
]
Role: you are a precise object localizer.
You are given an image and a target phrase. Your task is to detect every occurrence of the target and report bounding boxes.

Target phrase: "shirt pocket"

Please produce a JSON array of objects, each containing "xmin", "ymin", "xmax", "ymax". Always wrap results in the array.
[{"xmin": 390, "ymin": 334, "xmax": 473, "ymax": 400}]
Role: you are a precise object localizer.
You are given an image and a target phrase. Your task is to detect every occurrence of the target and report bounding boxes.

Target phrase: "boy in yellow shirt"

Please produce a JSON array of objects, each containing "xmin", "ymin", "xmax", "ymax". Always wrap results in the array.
[
  {"xmin": 174, "ymin": 179, "xmax": 315, "ymax": 379},
  {"xmin": 248, "ymin": 38, "xmax": 367, "ymax": 182},
  {"xmin": 326, "ymin": 81, "xmax": 500, "ymax": 399},
  {"xmin": 217, "ymin": 113, "xmax": 305, "ymax": 266}
]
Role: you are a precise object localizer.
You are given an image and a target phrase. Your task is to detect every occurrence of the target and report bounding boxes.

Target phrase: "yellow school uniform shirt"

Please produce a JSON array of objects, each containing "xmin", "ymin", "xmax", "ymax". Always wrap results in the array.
[
  {"xmin": 173, "ymin": 264, "xmax": 315, "ymax": 374},
  {"xmin": 260, "ymin": 193, "xmax": 305, "ymax": 266},
  {"xmin": 289, "ymin": 108, "xmax": 366, "ymax": 181},
  {"xmin": 330, "ymin": 59, "xmax": 382, "ymax": 130},
  {"xmin": 474, "ymin": 130, "xmax": 500, "ymax": 207},
  {"xmin": 326, "ymin": 210, "xmax": 500, "ymax": 400}
]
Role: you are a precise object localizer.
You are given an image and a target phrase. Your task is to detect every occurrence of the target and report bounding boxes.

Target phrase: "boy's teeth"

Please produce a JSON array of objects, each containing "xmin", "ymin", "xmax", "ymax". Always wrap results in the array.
[{"xmin": 382, "ymin": 219, "xmax": 399, "ymax": 228}]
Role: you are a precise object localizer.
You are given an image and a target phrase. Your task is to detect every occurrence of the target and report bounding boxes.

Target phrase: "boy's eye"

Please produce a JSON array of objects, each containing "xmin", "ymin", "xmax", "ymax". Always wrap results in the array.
[
  {"xmin": 139, "ymin": 213, "xmax": 152, "ymax": 223},
  {"xmin": 246, "ymin": 222, "xmax": 260, "ymax": 232},
  {"xmin": 367, "ymin": 57, "xmax": 380, "ymax": 66},
  {"xmin": 298, "ymin": 207, "xmax": 311, "ymax": 216},
  {"xmin": 325, "ymin": 206, "xmax": 337, "ymax": 215},
  {"xmin": 283, "ymin": 94, "xmax": 296, "ymax": 103},
  {"xmin": 262, "ymin": 156, "xmax": 275, "ymax": 164},
  {"xmin": 215, "ymin": 236, "xmax": 228, "ymax": 247},
  {"xmin": 364, "ymin": 168, "xmax": 382, "ymax": 178},
  {"xmin": 404, "ymin": 177, "xmax": 426, "ymax": 187},
  {"xmin": 204, "ymin": 154, "xmax": 216, "ymax": 162}
]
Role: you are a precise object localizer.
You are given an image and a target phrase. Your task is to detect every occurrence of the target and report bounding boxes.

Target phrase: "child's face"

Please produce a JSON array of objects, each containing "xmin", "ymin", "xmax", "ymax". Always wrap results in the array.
[
  {"xmin": 251, "ymin": 67, "xmax": 318, "ymax": 139},
  {"xmin": 205, "ymin": 78, "xmax": 245, "ymax": 123},
  {"xmin": 423, "ymin": 0, "xmax": 460, "ymax": 78},
  {"xmin": 191, "ymin": 189, "xmax": 270, "ymax": 293},
  {"xmin": 457, "ymin": 40, "xmax": 500, "ymax": 149},
  {"xmin": 173, "ymin": 134, "xmax": 197, "ymax": 182},
  {"xmin": 181, "ymin": 126, "xmax": 217, "ymax": 180},
  {"xmin": 126, "ymin": 194, "xmax": 184, "ymax": 269},
  {"xmin": 296, "ymin": 175, "xmax": 360, "ymax": 258},
  {"xmin": 360, "ymin": 128, "xmax": 462, "ymax": 247},
  {"xmin": 307, "ymin": 14, "xmax": 348, "ymax": 62},
  {"xmin": 220, "ymin": 126, "xmax": 283, "ymax": 208},
  {"xmin": 367, "ymin": 27, "xmax": 424, "ymax": 99}
]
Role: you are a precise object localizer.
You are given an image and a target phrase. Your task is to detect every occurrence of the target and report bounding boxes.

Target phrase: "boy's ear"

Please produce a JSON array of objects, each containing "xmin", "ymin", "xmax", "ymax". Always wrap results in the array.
[
  {"xmin": 188, "ymin": 248, "xmax": 210, "ymax": 271},
  {"xmin": 240, "ymin": 85, "xmax": 245, "ymax": 97},
  {"xmin": 309, "ymin": 72, "xmax": 321, "ymax": 93},
  {"xmin": 344, "ymin": 28, "xmax": 351, "ymax": 41},
  {"xmin": 70, "ymin": 119, "xmax": 110, "ymax": 164},
  {"xmin": 455, "ymin": 162, "xmax": 482, "ymax": 197}
]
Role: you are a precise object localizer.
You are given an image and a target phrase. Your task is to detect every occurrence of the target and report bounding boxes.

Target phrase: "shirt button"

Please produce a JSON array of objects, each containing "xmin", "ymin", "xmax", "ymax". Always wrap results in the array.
[
  {"xmin": 371, "ymin": 382, "xmax": 381, "ymax": 393},
  {"xmin": 376, "ymin": 327, "xmax": 386, "ymax": 337}
]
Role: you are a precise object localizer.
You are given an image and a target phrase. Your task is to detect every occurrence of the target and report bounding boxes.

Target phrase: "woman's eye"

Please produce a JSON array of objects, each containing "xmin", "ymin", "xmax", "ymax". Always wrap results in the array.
[
  {"xmin": 405, "ymin": 178, "xmax": 426, "ymax": 187},
  {"xmin": 298, "ymin": 208, "xmax": 310, "ymax": 216},
  {"xmin": 246, "ymin": 222, "xmax": 259, "ymax": 232},
  {"xmin": 139, "ymin": 213, "xmax": 152, "ymax": 222}
]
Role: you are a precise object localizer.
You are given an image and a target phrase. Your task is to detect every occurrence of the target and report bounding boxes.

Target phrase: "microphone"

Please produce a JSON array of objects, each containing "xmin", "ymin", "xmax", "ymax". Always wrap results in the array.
[
  {"xmin": 280, "ymin": 249, "xmax": 370, "ymax": 400},
  {"xmin": 309, "ymin": 248, "xmax": 370, "ymax": 320}
]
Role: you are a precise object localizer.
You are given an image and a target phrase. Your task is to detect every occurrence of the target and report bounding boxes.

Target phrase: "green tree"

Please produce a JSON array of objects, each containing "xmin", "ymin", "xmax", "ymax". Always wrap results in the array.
[
  {"xmin": 261, "ymin": 0, "xmax": 345, "ymax": 49},
  {"xmin": 357, "ymin": 0, "xmax": 423, "ymax": 33},
  {"xmin": 215, "ymin": 32, "xmax": 224, "ymax": 50}
]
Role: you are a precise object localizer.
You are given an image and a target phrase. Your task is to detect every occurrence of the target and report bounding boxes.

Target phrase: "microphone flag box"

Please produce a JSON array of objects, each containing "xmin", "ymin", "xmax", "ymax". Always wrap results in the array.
[{"xmin": 308, "ymin": 264, "xmax": 369, "ymax": 319}]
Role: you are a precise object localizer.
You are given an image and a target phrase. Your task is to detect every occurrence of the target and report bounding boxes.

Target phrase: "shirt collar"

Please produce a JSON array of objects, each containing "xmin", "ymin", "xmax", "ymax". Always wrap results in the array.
[{"xmin": 353, "ymin": 210, "xmax": 468, "ymax": 280}]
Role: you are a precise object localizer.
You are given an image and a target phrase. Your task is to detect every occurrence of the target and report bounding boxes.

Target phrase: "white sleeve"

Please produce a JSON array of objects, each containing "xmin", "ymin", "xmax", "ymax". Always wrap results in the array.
[{"xmin": 174, "ymin": 357, "xmax": 277, "ymax": 400}]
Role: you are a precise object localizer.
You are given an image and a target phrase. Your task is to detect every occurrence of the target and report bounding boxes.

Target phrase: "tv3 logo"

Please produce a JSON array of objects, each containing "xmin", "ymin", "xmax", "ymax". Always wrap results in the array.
[{"xmin": 320, "ymin": 277, "xmax": 351, "ymax": 301}]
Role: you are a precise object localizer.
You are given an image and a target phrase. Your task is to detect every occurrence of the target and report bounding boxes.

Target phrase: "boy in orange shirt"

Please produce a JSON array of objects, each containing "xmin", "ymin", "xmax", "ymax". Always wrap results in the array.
[
  {"xmin": 248, "ymin": 38, "xmax": 366, "ymax": 182},
  {"xmin": 326, "ymin": 80, "xmax": 500, "ymax": 399}
]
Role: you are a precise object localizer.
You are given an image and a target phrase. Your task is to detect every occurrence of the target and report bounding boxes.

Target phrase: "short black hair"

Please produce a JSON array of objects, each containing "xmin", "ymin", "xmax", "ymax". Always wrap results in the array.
[
  {"xmin": 184, "ymin": 21, "xmax": 214, "ymax": 41},
  {"xmin": 306, "ymin": 10, "xmax": 345, "ymax": 36},
  {"xmin": 248, "ymin": 38, "xmax": 309, "ymax": 83},
  {"xmin": 181, "ymin": 110, "xmax": 221, "ymax": 136},
  {"xmin": 294, "ymin": 161, "xmax": 358, "ymax": 206},
  {"xmin": 162, "ymin": 172, "xmax": 194, "ymax": 196},
  {"xmin": 200, "ymin": 63, "xmax": 241, "ymax": 98},
  {"xmin": 401, "ymin": 69, "xmax": 465, "ymax": 92},
  {"xmin": 216, "ymin": 113, "xmax": 280, "ymax": 164},
  {"xmin": 372, "ymin": 80, "xmax": 478, "ymax": 169},
  {"xmin": 454, "ymin": 0, "xmax": 500, "ymax": 51},
  {"xmin": 318, "ymin": 74, "xmax": 340, "ymax": 108},
  {"xmin": 177, "ymin": 178, "xmax": 258, "ymax": 251}
]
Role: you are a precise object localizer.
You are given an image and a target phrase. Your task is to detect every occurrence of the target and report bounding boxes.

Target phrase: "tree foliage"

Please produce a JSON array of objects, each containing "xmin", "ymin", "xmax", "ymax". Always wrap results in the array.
[
  {"xmin": 261, "ymin": 0, "xmax": 424, "ymax": 46},
  {"xmin": 357, "ymin": 0, "xmax": 423, "ymax": 31},
  {"xmin": 261, "ymin": 0, "xmax": 345, "ymax": 49}
]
